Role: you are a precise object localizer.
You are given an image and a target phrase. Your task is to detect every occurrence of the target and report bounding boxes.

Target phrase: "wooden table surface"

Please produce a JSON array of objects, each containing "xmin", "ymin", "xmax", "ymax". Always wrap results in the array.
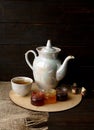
[
  {"xmin": 48, "ymin": 92, "xmax": 94, "ymax": 130},
  {"xmin": 0, "ymin": 82, "xmax": 94, "ymax": 130}
]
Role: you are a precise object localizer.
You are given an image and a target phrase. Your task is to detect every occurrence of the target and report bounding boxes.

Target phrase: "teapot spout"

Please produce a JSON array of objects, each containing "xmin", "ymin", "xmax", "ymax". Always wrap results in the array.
[{"xmin": 56, "ymin": 55, "xmax": 75, "ymax": 81}]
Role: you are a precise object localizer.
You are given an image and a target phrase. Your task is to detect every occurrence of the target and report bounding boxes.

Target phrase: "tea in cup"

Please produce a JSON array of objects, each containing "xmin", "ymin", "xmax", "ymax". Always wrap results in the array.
[{"xmin": 11, "ymin": 76, "xmax": 33, "ymax": 96}]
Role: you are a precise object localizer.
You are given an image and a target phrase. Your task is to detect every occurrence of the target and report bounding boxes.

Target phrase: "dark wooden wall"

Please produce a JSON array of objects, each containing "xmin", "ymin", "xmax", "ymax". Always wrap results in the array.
[{"xmin": 0, "ymin": 0, "xmax": 94, "ymax": 90}]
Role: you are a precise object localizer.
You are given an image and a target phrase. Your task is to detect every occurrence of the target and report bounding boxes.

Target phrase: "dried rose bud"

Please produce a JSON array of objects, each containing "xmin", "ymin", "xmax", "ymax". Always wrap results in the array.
[
  {"xmin": 81, "ymin": 87, "xmax": 86, "ymax": 96},
  {"xmin": 73, "ymin": 82, "xmax": 77, "ymax": 87},
  {"xmin": 72, "ymin": 88, "xmax": 77, "ymax": 94},
  {"xmin": 71, "ymin": 82, "xmax": 78, "ymax": 94}
]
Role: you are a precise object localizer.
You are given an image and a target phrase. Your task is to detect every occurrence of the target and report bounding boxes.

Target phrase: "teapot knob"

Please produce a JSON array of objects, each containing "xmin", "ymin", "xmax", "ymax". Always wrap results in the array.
[{"xmin": 46, "ymin": 40, "xmax": 52, "ymax": 48}]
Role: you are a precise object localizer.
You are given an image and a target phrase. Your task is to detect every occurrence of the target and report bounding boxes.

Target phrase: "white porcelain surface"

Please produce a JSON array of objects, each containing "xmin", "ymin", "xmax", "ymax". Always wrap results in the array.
[
  {"xmin": 25, "ymin": 40, "xmax": 75, "ymax": 90},
  {"xmin": 11, "ymin": 76, "xmax": 33, "ymax": 96}
]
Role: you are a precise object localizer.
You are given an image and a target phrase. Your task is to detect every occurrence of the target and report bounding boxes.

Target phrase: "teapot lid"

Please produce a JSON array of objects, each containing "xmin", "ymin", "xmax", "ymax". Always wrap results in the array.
[{"xmin": 42, "ymin": 40, "xmax": 59, "ymax": 53}]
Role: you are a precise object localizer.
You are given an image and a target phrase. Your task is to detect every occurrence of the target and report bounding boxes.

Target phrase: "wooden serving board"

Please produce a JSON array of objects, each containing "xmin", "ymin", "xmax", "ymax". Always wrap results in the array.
[{"xmin": 9, "ymin": 89, "xmax": 82, "ymax": 112}]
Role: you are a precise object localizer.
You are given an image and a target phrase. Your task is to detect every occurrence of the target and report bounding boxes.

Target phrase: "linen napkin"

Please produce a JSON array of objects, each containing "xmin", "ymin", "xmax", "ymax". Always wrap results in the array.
[{"xmin": 0, "ymin": 82, "xmax": 49, "ymax": 130}]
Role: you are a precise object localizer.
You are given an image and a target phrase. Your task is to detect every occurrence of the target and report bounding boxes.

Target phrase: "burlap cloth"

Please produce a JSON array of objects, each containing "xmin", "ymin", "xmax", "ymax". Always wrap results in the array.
[{"xmin": 0, "ymin": 82, "xmax": 49, "ymax": 130}]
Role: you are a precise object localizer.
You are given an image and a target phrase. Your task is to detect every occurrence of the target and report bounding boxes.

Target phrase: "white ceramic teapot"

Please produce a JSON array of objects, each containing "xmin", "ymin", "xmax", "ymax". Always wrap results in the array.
[{"xmin": 25, "ymin": 40, "xmax": 75, "ymax": 90}]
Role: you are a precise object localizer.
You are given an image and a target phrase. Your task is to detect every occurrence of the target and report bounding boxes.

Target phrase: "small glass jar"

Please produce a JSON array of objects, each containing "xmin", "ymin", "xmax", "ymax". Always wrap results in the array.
[
  {"xmin": 56, "ymin": 87, "xmax": 68, "ymax": 101},
  {"xmin": 44, "ymin": 89, "xmax": 56, "ymax": 104},
  {"xmin": 31, "ymin": 90, "xmax": 45, "ymax": 106}
]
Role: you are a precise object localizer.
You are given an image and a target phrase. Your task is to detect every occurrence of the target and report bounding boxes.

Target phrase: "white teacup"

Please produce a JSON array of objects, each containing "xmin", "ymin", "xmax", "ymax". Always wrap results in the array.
[{"xmin": 11, "ymin": 76, "xmax": 33, "ymax": 96}]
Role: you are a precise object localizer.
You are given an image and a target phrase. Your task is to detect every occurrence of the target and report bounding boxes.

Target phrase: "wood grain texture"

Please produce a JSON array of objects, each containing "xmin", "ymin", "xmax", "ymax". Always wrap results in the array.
[
  {"xmin": 49, "ymin": 93, "xmax": 94, "ymax": 130},
  {"xmin": 0, "ymin": 0, "xmax": 94, "ymax": 90}
]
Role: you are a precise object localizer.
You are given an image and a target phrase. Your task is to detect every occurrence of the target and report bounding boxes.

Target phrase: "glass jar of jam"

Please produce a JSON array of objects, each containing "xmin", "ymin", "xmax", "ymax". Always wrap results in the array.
[
  {"xmin": 56, "ymin": 87, "xmax": 68, "ymax": 101},
  {"xmin": 44, "ymin": 89, "xmax": 56, "ymax": 104},
  {"xmin": 31, "ymin": 90, "xmax": 45, "ymax": 106}
]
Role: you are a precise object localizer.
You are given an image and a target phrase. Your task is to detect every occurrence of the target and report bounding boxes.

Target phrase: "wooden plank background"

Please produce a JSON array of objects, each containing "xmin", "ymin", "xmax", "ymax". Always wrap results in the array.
[{"xmin": 0, "ymin": 0, "xmax": 94, "ymax": 90}]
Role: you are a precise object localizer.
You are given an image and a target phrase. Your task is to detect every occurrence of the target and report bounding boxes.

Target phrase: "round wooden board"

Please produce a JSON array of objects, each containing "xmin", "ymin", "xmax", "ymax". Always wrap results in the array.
[{"xmin": 9, "ymin": 90, "xmax": 82, "ymax": 112}]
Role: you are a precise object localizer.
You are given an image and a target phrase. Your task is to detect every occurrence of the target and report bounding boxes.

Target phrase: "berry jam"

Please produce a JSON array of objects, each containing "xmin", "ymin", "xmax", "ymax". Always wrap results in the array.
[
  {"xmin": 31, "ymin": 90, "xmax": 45, "ymax": 106},
  {"xmin": 56, "ymin": 87, "xmax": 68, "ymax": 101}
]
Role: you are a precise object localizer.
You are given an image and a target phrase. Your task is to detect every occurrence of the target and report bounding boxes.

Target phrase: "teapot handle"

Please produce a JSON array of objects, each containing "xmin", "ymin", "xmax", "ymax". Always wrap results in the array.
[{"xmin": 25, "ymin": 50, "xmax": 37, "ymax": 70}]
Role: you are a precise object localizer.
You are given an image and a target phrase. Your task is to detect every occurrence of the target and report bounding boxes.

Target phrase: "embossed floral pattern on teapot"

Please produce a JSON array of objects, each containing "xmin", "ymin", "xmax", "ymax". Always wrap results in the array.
[{"xmin": 25, "ymin": 40, "xmax": 75, "ymax": 90}]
